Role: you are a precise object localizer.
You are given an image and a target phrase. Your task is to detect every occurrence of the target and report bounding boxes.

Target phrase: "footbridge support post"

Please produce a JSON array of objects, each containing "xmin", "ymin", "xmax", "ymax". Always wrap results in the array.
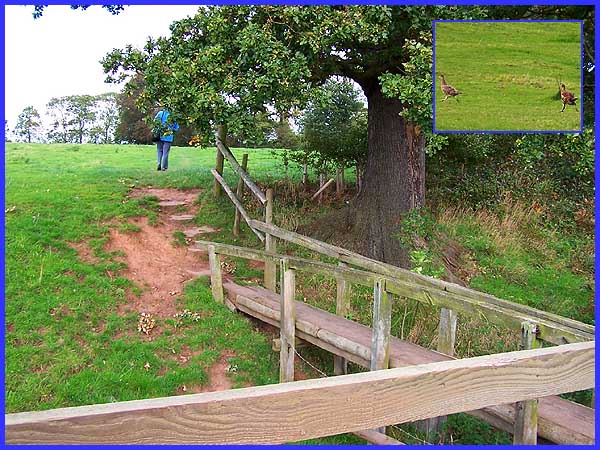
[
  {"xmin": 514, "ymin": 321, "xmax": 540, "ymax": 444},
  {"xmin": 264, "ymin": 188, "xmax": 277, "ymax": 292},
  {"xmin": 279, "ymin": 259, "xmax": 296, "ymax": 383},
  {"xmin": 370, "ymin": 278, "xmax": 392, "ymax": 435}
]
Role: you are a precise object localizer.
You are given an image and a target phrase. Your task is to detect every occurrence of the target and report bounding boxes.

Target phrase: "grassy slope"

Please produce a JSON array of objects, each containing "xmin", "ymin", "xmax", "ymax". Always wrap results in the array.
[
  {"xmin": 4, "ymin": 143, "xmax": 593, "ymax": 443},
  {"xmin": 435, "ymin": 21, "xmax": 581, "ymax": 131},
  {"xmin": 4, "ymin": 143, "xmax": 289, "ymax": 413}
]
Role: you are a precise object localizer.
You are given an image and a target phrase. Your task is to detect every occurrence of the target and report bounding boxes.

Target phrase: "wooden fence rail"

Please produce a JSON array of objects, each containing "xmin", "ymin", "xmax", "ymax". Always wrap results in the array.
[
  {"xmin": 215, "ymin": 138, "xmax": 266, "ymax": 205},
  {"xmin": 211, "ymin": 169, "xmax": 264, "ymax": 242},
  {"xmin": 5, "ymin": 341, "xmax": 593, "ymax": 444},
  {"xmin": 192, "ymin": 240, "xmax": 594, "ymax": 346},
  {"xmin": 247, "ymin": 220, "xmax": 594, "ymax": 345}
]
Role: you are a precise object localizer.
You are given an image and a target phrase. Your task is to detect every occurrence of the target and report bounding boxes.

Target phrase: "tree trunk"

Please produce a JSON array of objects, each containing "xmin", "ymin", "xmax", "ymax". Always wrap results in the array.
[{"xmin": 351, "ymin": 81, "xmax": 425, "ymax": 268}]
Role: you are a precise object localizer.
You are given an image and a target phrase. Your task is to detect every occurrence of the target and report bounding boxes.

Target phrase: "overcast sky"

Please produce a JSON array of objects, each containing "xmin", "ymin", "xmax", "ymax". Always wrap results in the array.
[{"xmin": 4, "ymin": 4, "xmax": 201, "ymax": 131}]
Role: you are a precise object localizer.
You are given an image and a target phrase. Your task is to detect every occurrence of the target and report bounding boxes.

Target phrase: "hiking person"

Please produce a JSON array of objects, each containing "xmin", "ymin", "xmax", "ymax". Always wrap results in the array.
[{"xmin": 153, "ymin": 109, "xmax": 179, "ymax": 171}]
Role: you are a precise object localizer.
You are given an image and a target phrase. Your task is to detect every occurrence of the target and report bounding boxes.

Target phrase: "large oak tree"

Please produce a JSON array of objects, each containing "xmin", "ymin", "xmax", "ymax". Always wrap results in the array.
[{"xmin": 101, "ymin": 6, "xmax": 484, "ymax": 267}]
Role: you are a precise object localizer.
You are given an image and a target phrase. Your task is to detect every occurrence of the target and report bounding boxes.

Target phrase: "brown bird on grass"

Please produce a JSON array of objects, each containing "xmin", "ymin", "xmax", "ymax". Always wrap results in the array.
[
  {"xmin": 439, "ymin": 74, "xmax": 462, "ymax": 101},
  {"xmin": 560, "ymin": 83, "xmax": 578, "ymax": 112}
]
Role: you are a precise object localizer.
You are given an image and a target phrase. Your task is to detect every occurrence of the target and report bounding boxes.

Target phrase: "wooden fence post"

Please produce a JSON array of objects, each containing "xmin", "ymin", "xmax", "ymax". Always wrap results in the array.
[
  {"xmin": 280, "ymin": 259, "xmax": 296, "ymax": 383},
  {"xmin": 208, "ymin": 245, "xmax": 224, "ymax": 303},
  {"xmin": 302, "ymin": 162, "xmax": 308, "ymax": 185},
  {"xmin": 233, "ymin": 153, "xmax": 248, "ymax": 236},
  {"xmin": 370, "ymin": 278, "xmax": 392, "ymax": 435},
  {"xmin": 318, "ymin": 173, "xmax": 325, "ymax": 204},
  {"xmin": 514, "ymin": 321, "xmax": 540, "ymax": 444},
  {"xmin": 334, "ymin": 262, "xmax": 351, "ymax": 375},
  {"xmin": 264, "ymin": 188, "xmax": 277, "ymax": 292},
  {"xmin": 213, "ymin": 124, "xmax": 227, "ymax": 198},
  {"xmin": 336, "ymin": 165, "xmax": 345, "ymax": 198},
  {"xmin": 418, "ymin": 307, "xmax": 458, "ymax": 439}
]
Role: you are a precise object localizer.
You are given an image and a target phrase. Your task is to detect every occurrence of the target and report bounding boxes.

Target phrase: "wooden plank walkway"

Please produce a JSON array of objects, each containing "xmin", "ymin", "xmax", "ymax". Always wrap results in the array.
[{"xmin": 223, "ymin": 280, "xmax": 595, "ymax": 445}]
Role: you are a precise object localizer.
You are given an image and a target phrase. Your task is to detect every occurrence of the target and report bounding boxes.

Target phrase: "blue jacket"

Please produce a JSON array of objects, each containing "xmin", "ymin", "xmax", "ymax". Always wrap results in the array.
[{"xmin": 154, "ymin": 110, "xmax": 180, "ymax": 143}]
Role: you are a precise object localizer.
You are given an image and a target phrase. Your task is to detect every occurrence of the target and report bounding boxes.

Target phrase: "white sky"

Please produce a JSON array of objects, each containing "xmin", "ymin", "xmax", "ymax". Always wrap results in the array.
[{"xmin": 4, "ymin": 4, "xmax": 201, "ymax": 131}]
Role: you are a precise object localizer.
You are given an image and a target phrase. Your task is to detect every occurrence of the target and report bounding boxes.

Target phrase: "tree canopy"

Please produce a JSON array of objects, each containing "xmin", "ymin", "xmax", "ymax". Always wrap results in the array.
[{"xmin": 101, "ymin": 4, "xmax": 593, "ymax": 268}]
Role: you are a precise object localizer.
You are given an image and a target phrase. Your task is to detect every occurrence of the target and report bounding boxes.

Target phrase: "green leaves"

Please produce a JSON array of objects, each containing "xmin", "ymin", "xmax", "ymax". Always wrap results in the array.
[{"xmin": 296, "ymin": 78, "xmax": 367, "ymax": 171}]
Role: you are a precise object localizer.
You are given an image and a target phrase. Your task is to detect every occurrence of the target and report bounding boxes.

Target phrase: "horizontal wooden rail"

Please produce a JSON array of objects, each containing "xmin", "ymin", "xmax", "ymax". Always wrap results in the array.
[
  {"xmin": 5, "ymin": 341, "xmax": 594, "ymax": 444},
  {"xmin": 215, "ymin": 139, "xmax": 266, "ymax": 204},
  {"xmin": 192, "ymin": 240, "xmax": 593, "ymax": 345},
  {"xmin": 248, "ymin": 221, "xmax": 594, "ymax": 344},
  {"xmin": 210, "ymin": 169, "xmax": 264, "ymax": 242}
]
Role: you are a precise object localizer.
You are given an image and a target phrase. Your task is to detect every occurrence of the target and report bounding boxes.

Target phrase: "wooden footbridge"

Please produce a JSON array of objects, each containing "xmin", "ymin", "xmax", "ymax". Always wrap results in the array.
[{"xmin": 5, "ymin": 138, "xmax": 595, "ymax": 445}]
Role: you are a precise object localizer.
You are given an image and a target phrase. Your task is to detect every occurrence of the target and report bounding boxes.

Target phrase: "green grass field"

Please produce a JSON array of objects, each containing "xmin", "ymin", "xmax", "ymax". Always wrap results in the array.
[
  {"xmin": 435, "ymin": 21, "xmax": 581, "ymax": 131},
  {"xmin": 4, "ymin": 143, "xmax": 593, "ymax": 443}
]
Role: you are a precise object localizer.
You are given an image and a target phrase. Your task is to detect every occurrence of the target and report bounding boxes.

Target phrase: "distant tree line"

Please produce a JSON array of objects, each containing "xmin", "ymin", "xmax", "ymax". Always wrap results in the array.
[{"xmin": 12, "ymin": 93, "xmax": 119, "ymax": 144}]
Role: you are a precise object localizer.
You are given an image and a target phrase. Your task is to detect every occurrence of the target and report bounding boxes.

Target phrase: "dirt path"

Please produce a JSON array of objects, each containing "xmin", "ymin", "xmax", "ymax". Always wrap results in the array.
[
  {"xmin": 105, "ymin": 188, "xmax": 217, "ymax": 319},
  {"xmin": 86, "ymin": 187, "xmax": 237, "ymax": 392},
  {"xmin": 72, "ymin": 187, "xmax": 314, "ymax": 389}
]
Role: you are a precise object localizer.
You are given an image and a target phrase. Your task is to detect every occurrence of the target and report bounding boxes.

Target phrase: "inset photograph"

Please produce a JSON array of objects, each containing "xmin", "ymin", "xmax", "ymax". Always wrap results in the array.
[{"xmin": 434, "ymin": 21, "xmax": 582, "ymax": 132}]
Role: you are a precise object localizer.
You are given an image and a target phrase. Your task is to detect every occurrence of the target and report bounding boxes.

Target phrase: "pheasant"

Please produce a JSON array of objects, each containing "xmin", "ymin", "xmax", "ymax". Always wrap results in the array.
[
  {"xmin": 439, "ymin": 74, "xmax": 462, "ymax": 101},
  {"xmin": 560, "ymin": 83, "xmax": 578, "ymax": 112}
]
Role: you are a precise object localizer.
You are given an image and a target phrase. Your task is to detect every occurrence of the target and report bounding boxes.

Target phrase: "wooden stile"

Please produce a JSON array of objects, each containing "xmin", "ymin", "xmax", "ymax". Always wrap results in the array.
[
  {"xmin": 207, "ymin": 245, "xmax": 224, "ymax": 304},
  {"xmin": 280, "ymin": 259, "xmax": 296, "ymax": 383},
  {"xmin": 233, "ymin": 153, "xmax": 248, "ymax": 236}
]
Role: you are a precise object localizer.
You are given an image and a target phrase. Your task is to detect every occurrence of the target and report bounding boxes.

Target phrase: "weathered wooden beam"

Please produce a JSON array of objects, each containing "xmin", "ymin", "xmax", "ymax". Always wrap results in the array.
[
  {"xmin": 311, "ymin": 178, "xmax": 334, "ymax": 201},
  {"xmin": 213, "ymin": 125, "xmax": 226, "ymax": 198},
  {"xmin": 6, "ymin": 341, "xmax": 594, "ymax": 444},
  {"xmin": 514, "ymin": 321, "xmax": 541, "ymax": 444},
  {"xmin": 280, "ymin": 259, "xmax": 296, "ymax": 383},
  {"xmin": 264, "ymin": 188, "xmax": 277, "ymax": 292},
  {"xmin": 232, "ymin": 153, "xmax": 248, "ymax": 236},
  {"xmin": 231, "ymin": 290, "xmax": 595, "ymax": 444},
  {"xmin": 210, "ymin": 169, "xmax": 264, "ymax": 242},
  {"xmin": 248, "ymin": 221, "xmax": 594, "ymax": 343},
  {"xmin": 207, "ymin": 245, "xmax": 223, "ymax": 304},
  {"xmin": 215, "ymin": 139, "xmax": 266, "ymax": 204}
]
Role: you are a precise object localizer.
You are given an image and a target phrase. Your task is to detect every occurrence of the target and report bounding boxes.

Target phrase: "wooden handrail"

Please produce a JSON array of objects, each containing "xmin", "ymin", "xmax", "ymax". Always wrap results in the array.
[
  {"xmin": 247, "ymin": 220, "xmax": 594, "ymax": 343},
  {"xmin": 215, "ymin": 139, "xmax": 266, "ymax": 204},
  {"xmin": 211, "ymin": 169, "xmax": 264, "ymax": 242},
  {"xmin": 5, "ymin": 341, "xmax": 594, "ymax": 444},
  {"xmin": 192, "ymin": 239, "xmax": 594, "ymax": 345}
]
